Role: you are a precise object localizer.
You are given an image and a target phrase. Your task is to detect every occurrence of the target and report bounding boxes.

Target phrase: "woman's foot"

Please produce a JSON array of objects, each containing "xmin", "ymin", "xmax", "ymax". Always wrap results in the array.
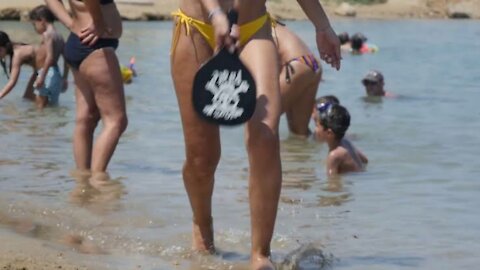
[
  {"xmin": 251, "ymin": 255, "xmax": 275, "ymax": 270},
  {"xmin": 192, "ymin": 218, "xmax": 215, "ymax": 253}
]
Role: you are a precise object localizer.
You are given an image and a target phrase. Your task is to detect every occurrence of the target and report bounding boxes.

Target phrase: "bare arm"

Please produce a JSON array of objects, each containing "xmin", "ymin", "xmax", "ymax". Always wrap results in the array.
[
  {"xmin": 44, "ymin": 0, "xmax": 73, "ymax": 30},
  {"xmin": 358, "ymin": 150, "xmax": 368, "ymax": 164},
  {"xmin": 79, "ymin": 0, "xmax": 109, "ymax": 46},
  {"xmin": 199, "ymin": 0, "xmax": 232, "ymax": 51},
  {"xmin": 23, "ymin": 71, "xmax": 37, "ymax": 100},
  {"xmin": 83, "ymin": 0, "xmax": 104, "ymax": 25},
  {"xmin": 296, "ymin": 0, "xmax": 341, "ymax": 70},
  {"xmin": 35, "ymin": 33, "xmax": 54, "ymax": 89},
  {"xmin": 0, "ymin": 55, "xmax": 23, "ymax": 99},
  {"xmin": 326, "ymin": 153, "xmax": 341, "ymax": 177},
  {"xmin": 296, "ymin": 0, "xmax": 331, "ymax": 31}
]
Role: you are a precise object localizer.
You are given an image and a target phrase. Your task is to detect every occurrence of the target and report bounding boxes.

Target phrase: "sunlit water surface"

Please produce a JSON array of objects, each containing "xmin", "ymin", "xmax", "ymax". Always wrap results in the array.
[{"xmin": 0, "ymin": 19, "xmax": 479, "ymax": 269}]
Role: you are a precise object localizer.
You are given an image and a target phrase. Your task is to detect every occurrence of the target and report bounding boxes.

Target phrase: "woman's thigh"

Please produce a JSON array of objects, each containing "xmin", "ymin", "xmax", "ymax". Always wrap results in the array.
[
  {"xmin": 170, "ymin": 21, "xmax": 220, "ymax": 155},
  {"xmin": 279, "ymin": 62, "xmax": 319, "ymax": 113},
  {"xmin": 239, "ymin": 24, "xmax": 282, "ymax": 130},
  {"xmin": 72, "ymin": 68, "xmax": 98, "ymax": 119},
  {"xmin": 79, "ymin": 48, "xmax": 126, "ymax": 118}
]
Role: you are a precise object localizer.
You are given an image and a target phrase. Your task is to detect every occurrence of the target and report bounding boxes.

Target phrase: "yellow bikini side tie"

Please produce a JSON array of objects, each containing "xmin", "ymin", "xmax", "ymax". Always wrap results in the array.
[{"xmin": 171, "ymin": 10, "xmax": 215, "ymax": 54}]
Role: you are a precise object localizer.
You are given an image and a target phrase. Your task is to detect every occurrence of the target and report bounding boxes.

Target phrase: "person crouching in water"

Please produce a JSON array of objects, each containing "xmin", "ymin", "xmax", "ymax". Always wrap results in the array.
[
  {"xmin": 314, "ymin": 102, "xmax": 368, "ymax": 176},
  {"xmin": 273, "ymin": 23, "xmax": 322, "ymax": 138},
  {"xmin": 0, "ymin": 31, "xmax": 55, "ymax": 108}
]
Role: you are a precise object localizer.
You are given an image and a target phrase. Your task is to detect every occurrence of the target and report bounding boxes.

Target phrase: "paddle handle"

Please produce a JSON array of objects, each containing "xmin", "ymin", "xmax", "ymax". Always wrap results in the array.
[{"xmin": 227, "ymin": 9, "xmax": 238, "ymax": 28}]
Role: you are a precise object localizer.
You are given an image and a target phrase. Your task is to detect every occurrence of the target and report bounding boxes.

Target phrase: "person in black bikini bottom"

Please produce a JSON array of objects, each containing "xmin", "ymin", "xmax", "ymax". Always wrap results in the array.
[{"xmin": 45, "ymin": 0, "xmax": 127, "ymax": 183}]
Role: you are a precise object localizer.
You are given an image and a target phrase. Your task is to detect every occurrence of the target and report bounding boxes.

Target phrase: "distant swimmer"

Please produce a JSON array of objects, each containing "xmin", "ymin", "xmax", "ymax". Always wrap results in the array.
[
  {"xmin": 338, "ymin": 32, "xmax": 352, "ymax": 52},
  {"xmin": 314, "ymin": 103, "xmax": 368, "ymax": 176},
  {"xmin": 362, "ymin": 70, "xmax": 396, "ymax": 98},
  {"xmin": 350, "ymin": 32, "xmax": 378, "ymax": 54}
]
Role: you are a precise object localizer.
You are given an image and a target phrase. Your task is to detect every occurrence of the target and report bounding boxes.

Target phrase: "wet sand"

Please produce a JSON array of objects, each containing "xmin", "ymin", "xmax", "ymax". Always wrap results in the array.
[{"xmin": 0, "ymin": 230, "xmax": 93, "ymax": 270}]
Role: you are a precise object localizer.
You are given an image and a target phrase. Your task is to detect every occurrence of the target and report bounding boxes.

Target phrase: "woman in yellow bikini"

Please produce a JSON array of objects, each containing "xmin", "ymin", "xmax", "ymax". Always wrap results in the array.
[{"xmin": 170, "ymin": 1, "xmax": 340, "ymax": 269}]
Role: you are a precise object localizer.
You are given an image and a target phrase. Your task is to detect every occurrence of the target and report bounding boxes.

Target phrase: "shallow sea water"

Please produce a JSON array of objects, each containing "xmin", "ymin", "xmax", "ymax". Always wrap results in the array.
[{"xmin": 0, "ymin": 19, "xmax": 479, "ymax": 269}]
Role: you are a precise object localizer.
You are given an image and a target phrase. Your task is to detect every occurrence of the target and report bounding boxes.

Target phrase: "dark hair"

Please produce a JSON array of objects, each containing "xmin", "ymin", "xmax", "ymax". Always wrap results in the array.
[
  {"xmin": 351, "ymin": 37, "xmax": 363, "ymax": 51},
  {"xmin": 29, "ymin": 5, "xmax": 56, "ymax": 23},
  {"xmin": 316, "ymin": 95, "xmax": 340, "ymax": 105},
  {"xmin": 351, "ymin": 33, "xmax": 367, "ymax": 51},
  {"xmin": 0, "ymin": 31, "xmax": 14, "ymax": 78},
  {"xmin": 338, "ymin": 32, "xmax": 349, "ymax": 45},
  {"xmin": 320, "ymin": 104, "xmax": 350, "ymax": 140}
]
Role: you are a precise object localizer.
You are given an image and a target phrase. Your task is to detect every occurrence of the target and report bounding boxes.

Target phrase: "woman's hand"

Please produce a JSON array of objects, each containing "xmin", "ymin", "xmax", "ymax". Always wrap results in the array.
[
  {"xmin": 316, "ymin": 26, "xmax": 342, "ymax": 70},
  {"xmin": 34, "ymin": 76, "xmax": 45, "ymax": 89},
  {"xmin": 210, "ymin": 10, "xmax": 235, "ymax": 53},
  {"xmin": 79, "ymin": 22, "xmax": 111, "ymax": 46}
]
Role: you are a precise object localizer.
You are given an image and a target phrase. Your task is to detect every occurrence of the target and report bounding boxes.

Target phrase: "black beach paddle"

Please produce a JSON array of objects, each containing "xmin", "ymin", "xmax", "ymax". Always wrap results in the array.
[{"xmin": 192, "ymin": 10, "xmax": 257, "ymax": 126}]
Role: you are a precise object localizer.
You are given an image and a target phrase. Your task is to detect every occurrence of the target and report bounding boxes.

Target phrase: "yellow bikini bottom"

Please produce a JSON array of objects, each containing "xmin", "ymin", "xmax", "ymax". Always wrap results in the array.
[{"xmin": 171, "ymin": 9, "xmax": 269, "ymax": 52}]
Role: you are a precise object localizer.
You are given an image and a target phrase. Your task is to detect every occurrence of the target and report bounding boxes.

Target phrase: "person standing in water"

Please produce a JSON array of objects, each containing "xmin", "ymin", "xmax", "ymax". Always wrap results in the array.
[
  {"xmin": 44, "ymin": 0, "xmax": 127, "ymax": 182},
  {"xmin": 170, "ymin": 0, "xmax": 341, "ymax": 268},
  {"xmin": 28, "ymin": 5, "xmax": 69, "ymax": 108}
]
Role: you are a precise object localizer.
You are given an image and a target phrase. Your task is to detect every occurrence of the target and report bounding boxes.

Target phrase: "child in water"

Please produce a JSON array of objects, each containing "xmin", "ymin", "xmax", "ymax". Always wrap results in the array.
[
  {"xmin": 0, "ymin": 5, "xmax": 68, "ymax": 108},
  {"xmin": 314, "ymin": 102, "xmax": 368, "ymax": 176},
  {"xmin": 312, "ymin": 94, "xmax": 340, "ymax": 131},
  {"xmin": 29, "ymin": 5, "xmax": 68, "ymax": 107}
]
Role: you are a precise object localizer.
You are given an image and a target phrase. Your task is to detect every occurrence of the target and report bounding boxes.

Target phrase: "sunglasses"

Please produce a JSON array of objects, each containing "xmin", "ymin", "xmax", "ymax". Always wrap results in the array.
[
  {"xmin": 363, "ymin": 80, "xmax": 379, "ymax": 86},
  {"xmin": 316, "ymin": 102, "xmax": 333, "ymax": 120}
]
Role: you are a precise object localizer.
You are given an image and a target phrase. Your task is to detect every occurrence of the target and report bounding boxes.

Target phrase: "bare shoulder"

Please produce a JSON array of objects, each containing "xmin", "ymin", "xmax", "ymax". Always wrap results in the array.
[
  {"xmin": 327, "ymin": 147, "xmax": 347, "ymax": 163},
  {"xmin": 43, "ymin": 30, "xmax": 56, "ymax": 40},
  {"xmin": 329, "ymin": 147, "xmax": 348, "ymax": 158},
  {"xmin": 13, "ymin": 46, "xmax": 30, "ymax": 61}
]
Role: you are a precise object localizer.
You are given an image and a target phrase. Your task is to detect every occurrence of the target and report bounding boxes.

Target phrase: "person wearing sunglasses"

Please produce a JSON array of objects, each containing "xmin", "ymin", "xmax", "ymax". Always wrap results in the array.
[
  {"xmin": 362, "ymin": 70, "xmax": 396, "ymax": 98},
  {"xmin": 314, "ymin": 102, "xmax": 368, "ymax": 176},
  {"xmin": 311, "ymin": 94, "xmax": 339, "ymax": 130}
]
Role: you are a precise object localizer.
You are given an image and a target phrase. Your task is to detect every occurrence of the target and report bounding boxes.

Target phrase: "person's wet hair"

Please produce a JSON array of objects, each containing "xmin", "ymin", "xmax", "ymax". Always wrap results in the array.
[
  {"xmin": 318, "ymin": 103, "xmax": 350, "ymax": 140},
  {"xmin": 350, "ymin": 36, "xmax": 363, "ymax": 51},
  {"xmin": 350, "ymin": 33, "xmax": 367, "ymax": 51},
  {"xmin": 0, "ymin": 31, "xmax": 14, "ymax": 78},
  {"xmin": 29, "ymin": 5, "xmax": 56, "ymax": 23},
  {"xmin": 316, "ymin": 95, "xmax": 340, "ymax": 106},
  {"xmin": 338, "ymin": 32, "xmax": 349, "ymax": 45}
]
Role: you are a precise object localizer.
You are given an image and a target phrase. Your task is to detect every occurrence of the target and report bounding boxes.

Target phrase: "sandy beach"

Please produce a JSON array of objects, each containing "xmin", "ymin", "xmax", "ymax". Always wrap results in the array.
[{"xmin": 0, "ymin": 230, "xmax": 92, "ymax": 270}]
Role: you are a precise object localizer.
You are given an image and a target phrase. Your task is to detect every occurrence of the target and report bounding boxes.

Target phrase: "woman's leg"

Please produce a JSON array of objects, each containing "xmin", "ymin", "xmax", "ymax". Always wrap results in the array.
[
  {"xmin": 78, "ymin": 48, "xmax": 128, "ymax": 174},
  {"xmin": 239, "ymin": 24, "xmax": 282, "ymax": 269},
  {"xmin": 35, "ymin": 95, "xmax": 48, "ymax": 109},
  {"xmin": 171, "ymin": 21, "xmax": 221, "ymax": 252},
  {"xmin": 280, "ymin": 63, "xmax": 322, "ymax": 137},
  {"xmin": 71, "ymin": 69, "xmax": 100, "ymax": 171}
]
